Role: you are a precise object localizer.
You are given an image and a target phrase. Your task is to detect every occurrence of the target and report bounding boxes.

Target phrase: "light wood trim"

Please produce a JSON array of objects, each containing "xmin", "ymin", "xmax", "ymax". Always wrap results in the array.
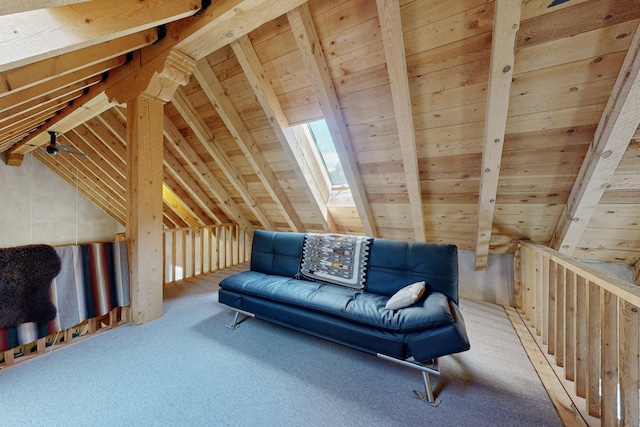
[
  {"xmin": 376, "ymin": 0, "xmax": 424, "ymax": 242},
  {"xmin": 193, "ymin": 59, "xmax": 305, "ymax": 232},
  {"xmin": 474, "ymin": 0, "xmax": 521, "ymax": 269},
  {"xmin": 126, "ymin": 96, "xmax": 165, "ymax": 325},
  {"xmin": 550, "ymin": 20, "xmax": 640, "ymax": 254},
  {"xmin": 0, "ymin": 0, "xmax": 199, "ymax": 71},
  {"xmin": 231, "ymin": 35, "xmax": 334, "ymax": 232},
  {"xmin": 288, "ymin": 4, "xmax": 377, "ymax": 237},
  {"xmin": 170, "ymin": 87, "xmax": 275, "ymax": 230},
  {"xmin": 162, "ymin": 114, "xmax": 254, "ymax": 232},
  {"xmin": 162, "ymin": 181, "xmax": 205, "ymax": 227}
]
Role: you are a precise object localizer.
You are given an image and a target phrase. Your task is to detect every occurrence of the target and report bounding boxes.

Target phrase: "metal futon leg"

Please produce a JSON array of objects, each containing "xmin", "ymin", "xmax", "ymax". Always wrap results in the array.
[{"xmin": 226, "ymin": 309, "xmax": 254, "ymax": 330}]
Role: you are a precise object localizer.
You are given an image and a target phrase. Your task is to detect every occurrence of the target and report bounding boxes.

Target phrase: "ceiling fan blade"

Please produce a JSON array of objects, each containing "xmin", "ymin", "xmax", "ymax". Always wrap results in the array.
[{"xmin": 60, "ymin": 148, "xmax": 87, "ymax": 157}]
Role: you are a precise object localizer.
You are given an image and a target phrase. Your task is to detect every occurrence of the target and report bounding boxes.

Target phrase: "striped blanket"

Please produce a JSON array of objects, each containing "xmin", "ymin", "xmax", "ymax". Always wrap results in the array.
[{"xmin": 0, "ymin": 241, "xmax": 130, "ymax": 353}]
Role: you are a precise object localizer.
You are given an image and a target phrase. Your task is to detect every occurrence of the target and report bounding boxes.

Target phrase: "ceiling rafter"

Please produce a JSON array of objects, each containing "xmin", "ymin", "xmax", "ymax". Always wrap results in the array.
[
  {"xmin": 0, "ymin": 29, "xmax": 157, "ymax": 95},
  {"xmin": 474, "ymin": 0, "xmax": 522, "ymax": 270},
  {"xmin": 162, "ymin": 113, "xmax": 255, "ymax": 232},
  {"xmin": 0, "ymin": 0, "xmax": 199, "ymax": 71},
  {"xmin": 35, "ymin": 152, "xmax": 126, "ymax": 223},
  {"xmin": 287, "ymin": 3, "xmax": 378, "ymax": 237},
  {"xmin": 162, "ymin": 177, "xmax": 206, "ymax": 227},
  {"xmin": 64, "ymin": 129, "xmax": 125, "ymax": 186},
  {"xmin": 171, "ymin": 86, "xmax": 277, "ymax": 231},
  {"xmin": 376, "ymin": 0, "xmax": 425, "ymax": 242},
  {"xmin": 193, "ymin": 58, "xmax": 305, "ymax": 232},
  {"xmin": 231, "ymin": 35, "xmax": 336, "ymax": 233},
  {"xmin": 550, "ymin": 21, "xmax": 640, "ymax": 255},
  {"xmin": 73, "ymin": 123, "xmax": 126, "ymax": 177},
  {"xmin": 56, "ymin": 134, "xmax": 126, "ymax": 203},
  {"xmin": 162, "ymin": 144, "xmax": 227, "ymax": 224}
]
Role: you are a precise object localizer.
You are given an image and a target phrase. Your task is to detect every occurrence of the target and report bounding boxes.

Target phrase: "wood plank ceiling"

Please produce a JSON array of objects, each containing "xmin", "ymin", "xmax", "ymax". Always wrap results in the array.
[{"xmin": 1, "ymin": 0, "xmax": 640, "ymax": 271}]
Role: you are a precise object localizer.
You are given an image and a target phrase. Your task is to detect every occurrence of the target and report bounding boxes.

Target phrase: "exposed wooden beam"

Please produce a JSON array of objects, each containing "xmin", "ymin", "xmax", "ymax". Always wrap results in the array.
[
  {"xmin": 163, "ymin": 144, "xmax": 227, "ymax": 224},
  {"xmin": 62, "ymin": 131, "xmax": 125, "ymax": 191},
  {"xmin": 376, "ymin": 0, "xmax": 424, "ymax": 242},
  {"xmin": 288, "ymin": 4, "xmax": 378, "ymax": 237},
  {"xmin": 171, "ymin": 87, "xmax": 276, "ymax": 230},
  {"xmin": 126, "ymin": 96, "xmax": 165, "ymax": 325},
  {"xmin": 162, "ymin": 181, "xmax": 205, "ymax": 227},
  {"xmin": 474, "ymin": 0, "xmax": 521, "ymax": 270},
  {"xmin": 550, "ymin": 21, "xmax": 640, "ymax": 255},
  {"xmin": 0, "ymin": 0, "xmax": 91, "ymax": 16},
  {"xmin": 0, "ymin": 0, "xmax": 199, "ymax": 71},
  {"xmin": 0, "ymin": 29, "xmax": 156, "ymax": 95},
  {"xmin": 73, "ymin": 123, "xmax": 126, "ymax": 177},
  {"xmin": 162, "ymin": 114, "xmax": 254, "ymax": 232},
  {"xmin": 231, "ymin": 35, "xmax": 335, "ymax": 233},
  {"xmin": 193, "ymin": 59, "xmax": 305, "ymax": 232},
  {"xmin": 105, "ymin": 0, "xmax": 308, "ymax": 105}
]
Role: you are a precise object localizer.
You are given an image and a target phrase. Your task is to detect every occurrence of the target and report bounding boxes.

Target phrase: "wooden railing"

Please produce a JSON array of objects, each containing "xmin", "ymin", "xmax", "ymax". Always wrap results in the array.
[
  {"xmin": 163, "ymin": 224, "xmax": 250, "ymax": 285},
  {"xmin": 514, "ymin": 240, "xmax": 640, "ymax": 427}
]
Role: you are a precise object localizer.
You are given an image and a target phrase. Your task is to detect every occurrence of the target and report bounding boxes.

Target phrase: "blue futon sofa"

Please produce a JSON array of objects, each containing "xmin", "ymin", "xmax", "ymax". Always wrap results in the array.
[{"xmin": 218, "ymin": 230, "xmax": 470, "ymax": 404}]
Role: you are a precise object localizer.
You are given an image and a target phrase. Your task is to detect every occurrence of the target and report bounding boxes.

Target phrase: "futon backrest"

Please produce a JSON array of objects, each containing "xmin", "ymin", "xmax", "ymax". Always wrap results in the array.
[
  {"xmin": 366, "ymin": 238, "xmax": 459, "ymax": 304},
  {"xmin": 250, "ymin": 229, "xmax": 305, "ymax": 277},
  {"xmin": 249, "ymin": 230, "xmax": 459, "ymax": 304}
]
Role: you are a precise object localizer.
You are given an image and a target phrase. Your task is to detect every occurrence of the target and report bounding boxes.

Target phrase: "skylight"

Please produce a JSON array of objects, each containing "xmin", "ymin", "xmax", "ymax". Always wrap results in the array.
[{"xmin": 307, "ymin": 120, "xmax": 347, "ymax": 187}]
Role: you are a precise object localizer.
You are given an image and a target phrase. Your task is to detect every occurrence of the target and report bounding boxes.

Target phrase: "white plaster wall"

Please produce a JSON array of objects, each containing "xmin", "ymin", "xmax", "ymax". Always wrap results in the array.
[
  {"xmin": 458, "ymin": 250, "xmax": 515, "ymax": 307},
  {"xmin": 0, "ymin": 153, "xmax": 124, "ymax": 248}
]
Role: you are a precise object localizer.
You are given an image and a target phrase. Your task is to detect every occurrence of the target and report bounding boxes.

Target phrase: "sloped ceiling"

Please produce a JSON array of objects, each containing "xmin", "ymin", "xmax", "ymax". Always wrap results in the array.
[{"xmin": 1, "ymin": 0, "xmax": 640, "ymax": 272}]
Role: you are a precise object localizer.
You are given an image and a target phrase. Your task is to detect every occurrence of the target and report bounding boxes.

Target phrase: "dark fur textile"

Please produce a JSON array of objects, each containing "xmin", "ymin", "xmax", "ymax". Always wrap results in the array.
[{"xmin": 0, "ymin": 244, "xmax": 60, "ymax": 328}]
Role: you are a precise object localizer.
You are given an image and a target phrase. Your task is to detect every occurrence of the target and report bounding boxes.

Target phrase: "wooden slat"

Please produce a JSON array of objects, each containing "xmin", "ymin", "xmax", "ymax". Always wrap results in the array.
[
  {"xmin": 0, "ymin": 0, "xmax": 198, "ymax": 70},
  {"xmin": 287, "ymin": 3, "xmax": 377, "ymax": 237},
  {"xmin": 474, "ymin": 0, "xmax": 521, "ymax": 269},
  {"xmin": 162, "ymin": 114, "xmax": 254, "ymax": 232},
  {"xmin": 230, "ymin": 35, "xmax": 334, "ymax": 232},
  {"xmin": 193, "ymin": 59, "xmax": 305, "ymax": 232},
  {"xmin": 573, "ymin": 275, "xmax": 587, "ymax": 398},
  {"xmin": 564, "ymin": 270, "xmax": 575, "ymax": 382},
  {"xmin": 600, "ymin": 289, "xmax": 619, "ymax": 426},
  {"xmin": 585, "ymin": 281, "xmax": 601, "ymax": 417},
  {"xmin": 619, "ymin": 299, "xmax": 639, "ymax": 425},
  {"xmin": 162, "ymin": 180, "xmax": 205, "ymax": 227},
  {"xmin": 163, "ymin": 145, "xmax": 226, "ymax": 224},
  {"xmin": 376, "ymin": 0, "xmax": 424, "ymax": 242},
  {"xmin": 170, "ymin": 87, "xmax": 274, "ymax": 230},
  {"xmin": 504, "ymin": 307, "xmax": 587, "ymax": 427},
  {"xmin": 551, "ymin": 21, "xmax": 640, "ymax": 254}
]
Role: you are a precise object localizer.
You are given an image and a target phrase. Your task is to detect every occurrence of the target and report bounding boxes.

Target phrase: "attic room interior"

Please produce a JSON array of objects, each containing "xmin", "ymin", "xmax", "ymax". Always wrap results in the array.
[{"xmin": 1, "ymin": 0, "xmax": 640, "ymax": 425}]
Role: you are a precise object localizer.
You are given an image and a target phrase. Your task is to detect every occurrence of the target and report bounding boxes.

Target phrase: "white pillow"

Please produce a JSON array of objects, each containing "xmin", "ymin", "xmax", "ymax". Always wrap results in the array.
[{"xmin": 385, "ymin": 281, "xmax": 426, "ymax": 310}]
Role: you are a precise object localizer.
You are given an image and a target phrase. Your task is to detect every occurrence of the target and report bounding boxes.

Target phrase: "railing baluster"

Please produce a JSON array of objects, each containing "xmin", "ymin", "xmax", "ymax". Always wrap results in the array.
[
  {"xmin": 600, "ymin": 289, "xmax": 619, "ymax": 427},
  {"xmin": 586, "ymin": 280, "xmax": 601, "ymax": 417},
  {"xmin": 619, "ymin": 299, "xmax": 639, "ymax": 426}
]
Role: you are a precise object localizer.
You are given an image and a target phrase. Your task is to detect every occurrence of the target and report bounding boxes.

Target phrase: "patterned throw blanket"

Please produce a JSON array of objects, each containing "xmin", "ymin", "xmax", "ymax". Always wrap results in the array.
[
  {"xmin": 299, "ymin": 233, "xmax": 372, "ymax": 291},
  {"xmin": 0, "ymin": 241, "xmax": 130, "ymax": 353}
]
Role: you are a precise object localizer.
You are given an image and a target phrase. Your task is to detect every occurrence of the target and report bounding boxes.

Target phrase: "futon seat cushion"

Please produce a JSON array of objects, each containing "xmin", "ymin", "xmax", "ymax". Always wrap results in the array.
[{"xmin": 220, "ymin": 271, "xmax": 454, "ymax": 333}]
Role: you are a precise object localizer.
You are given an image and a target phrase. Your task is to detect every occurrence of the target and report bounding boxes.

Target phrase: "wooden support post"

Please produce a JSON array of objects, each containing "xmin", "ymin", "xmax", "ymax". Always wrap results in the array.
[{"xmin": 126, "ymin": 96, "xmax": 165, "ymax": 325}]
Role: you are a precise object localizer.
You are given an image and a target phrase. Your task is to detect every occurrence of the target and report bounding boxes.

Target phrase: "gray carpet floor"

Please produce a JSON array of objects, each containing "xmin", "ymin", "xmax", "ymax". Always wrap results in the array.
[{"xmin": 0, "ymin": 272, "xmax": 563, "ymax": 426}]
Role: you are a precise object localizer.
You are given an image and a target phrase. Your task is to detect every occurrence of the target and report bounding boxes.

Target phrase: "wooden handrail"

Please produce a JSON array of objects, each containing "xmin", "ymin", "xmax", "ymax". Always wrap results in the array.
[
  {"xmin": 515, "ymin": 240, "xmax": 639, "ymax": 427},
  {"xmin": 162, "ymin": 224, "xmax": 251, "ymax": 285}
]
